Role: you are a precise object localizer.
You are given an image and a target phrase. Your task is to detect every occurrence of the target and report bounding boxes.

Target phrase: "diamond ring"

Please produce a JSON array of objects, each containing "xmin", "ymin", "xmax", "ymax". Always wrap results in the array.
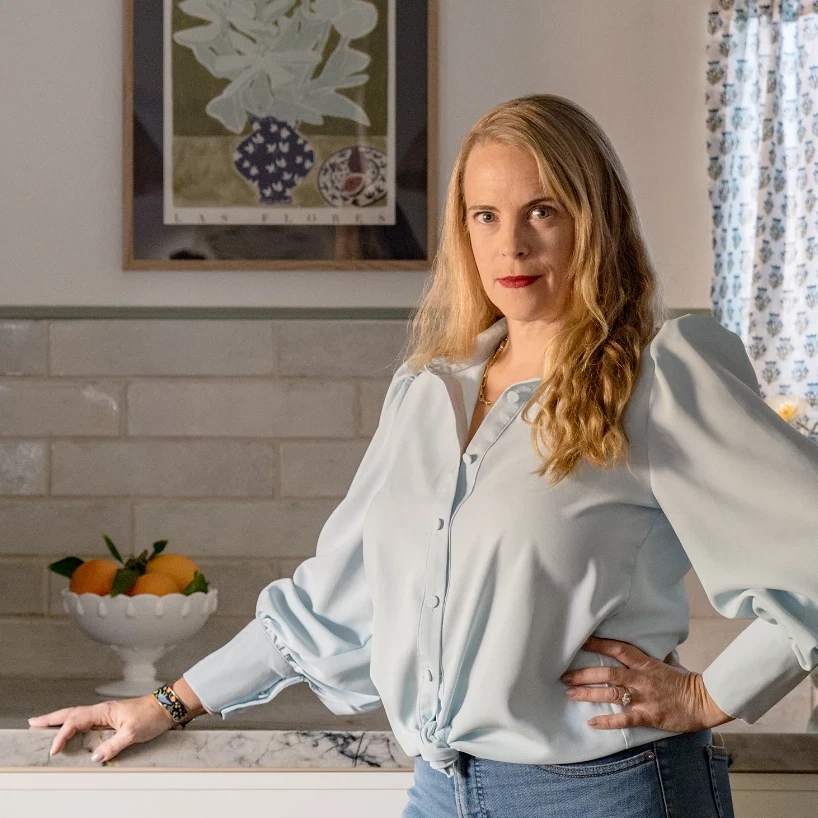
[{"xmin": 620, "ymin": 689, "xmax": 632, "ymax": 707}]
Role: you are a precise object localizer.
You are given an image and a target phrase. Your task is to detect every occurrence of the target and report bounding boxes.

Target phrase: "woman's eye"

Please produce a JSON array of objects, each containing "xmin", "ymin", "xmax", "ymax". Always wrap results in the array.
[{"xmin": 473, "ymin": 207, "xmax": 552, "ymax": 224}]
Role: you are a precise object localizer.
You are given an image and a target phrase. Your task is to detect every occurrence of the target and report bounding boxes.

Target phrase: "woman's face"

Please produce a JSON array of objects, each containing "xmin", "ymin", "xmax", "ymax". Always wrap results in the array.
[{"xmin": 462, "ymin": 141, "xmax": 575, "ymax": 323}]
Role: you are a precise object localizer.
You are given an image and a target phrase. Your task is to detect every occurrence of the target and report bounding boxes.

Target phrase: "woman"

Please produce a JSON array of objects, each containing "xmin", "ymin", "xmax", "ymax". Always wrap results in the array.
[{"xmin": 30, "ymin": 95, "xmax": 818, "ymax": 817}]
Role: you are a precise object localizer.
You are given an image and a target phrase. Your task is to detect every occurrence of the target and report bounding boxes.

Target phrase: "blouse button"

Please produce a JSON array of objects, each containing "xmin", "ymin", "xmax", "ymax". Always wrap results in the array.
[
  {"xmin": 428, "ymin": 595, "xmax": 440, "ymax": 609},
  {"xmin": 463, "ymin": 452, "xmax": 477, "ymax": 464},
  {"xmin": 425, "ymin": 669, "xmax": 434, "ymax": 682},
  {"xmin": 506, "ymin": 391, "xmax": 519, "ymax": 403},
  {"xmin": 436, "ymin": 518, "xmax": 444, "ymax": 530}
]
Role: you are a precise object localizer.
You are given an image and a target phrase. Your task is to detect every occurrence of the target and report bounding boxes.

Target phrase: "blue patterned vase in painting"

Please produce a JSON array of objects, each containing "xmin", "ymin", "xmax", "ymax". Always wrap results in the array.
[{"xmin": 233, "ymin": 115, "xmax": 315, "ymax": 205}]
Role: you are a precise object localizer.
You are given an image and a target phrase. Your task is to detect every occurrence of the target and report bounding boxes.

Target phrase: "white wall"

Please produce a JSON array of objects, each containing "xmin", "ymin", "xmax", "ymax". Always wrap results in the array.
[{"xmin": 0, "ymin": 1, "xmax": 712, "ymax": 308}]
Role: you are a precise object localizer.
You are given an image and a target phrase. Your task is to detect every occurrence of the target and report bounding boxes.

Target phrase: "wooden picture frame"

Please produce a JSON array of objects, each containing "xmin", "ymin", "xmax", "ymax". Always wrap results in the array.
[{"xmin": 123, "ymin": 0, "xmax": 438, "ymax": 270}]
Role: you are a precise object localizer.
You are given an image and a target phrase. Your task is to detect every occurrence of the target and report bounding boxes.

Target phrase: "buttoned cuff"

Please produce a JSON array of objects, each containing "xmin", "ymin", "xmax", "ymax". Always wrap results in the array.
[
  {"xmin": 700, "ymin": 616, "xmax": 810, "ymax": 724},
  {"xmin": 183, "ymin": 618, "xmax": 302, "ymax": 718}
]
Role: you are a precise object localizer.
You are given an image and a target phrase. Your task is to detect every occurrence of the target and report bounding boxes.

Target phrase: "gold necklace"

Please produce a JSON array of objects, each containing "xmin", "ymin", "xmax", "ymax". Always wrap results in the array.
[{"xmin": 477, "ymin": 336, "xmax": 508, "ymax": 405}]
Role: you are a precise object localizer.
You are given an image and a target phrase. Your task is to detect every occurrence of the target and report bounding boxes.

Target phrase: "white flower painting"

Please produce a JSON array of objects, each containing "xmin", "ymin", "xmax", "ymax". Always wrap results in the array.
[{"xmin": 163, "ymin": 0, "xmax": 395, "ymax": 225}]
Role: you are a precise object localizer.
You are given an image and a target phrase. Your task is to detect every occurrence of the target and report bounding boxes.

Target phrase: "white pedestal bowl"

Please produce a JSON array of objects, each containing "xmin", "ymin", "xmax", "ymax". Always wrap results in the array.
[{"xmin": 61, "ymin": 587, "xmax": 218, "ymax": 697}]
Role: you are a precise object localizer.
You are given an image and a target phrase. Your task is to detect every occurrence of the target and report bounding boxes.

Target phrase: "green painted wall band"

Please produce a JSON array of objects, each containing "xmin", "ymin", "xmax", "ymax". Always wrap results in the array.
[{"xmin": 0, "ymin": 307, "xmax": 712, "ymax": 320}]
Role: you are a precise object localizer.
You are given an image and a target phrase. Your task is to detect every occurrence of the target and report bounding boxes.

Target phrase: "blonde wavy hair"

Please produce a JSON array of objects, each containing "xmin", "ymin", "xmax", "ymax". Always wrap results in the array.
[{"xmin": 401, "ymin": 93, "xmax": 669, "ymax": 486}]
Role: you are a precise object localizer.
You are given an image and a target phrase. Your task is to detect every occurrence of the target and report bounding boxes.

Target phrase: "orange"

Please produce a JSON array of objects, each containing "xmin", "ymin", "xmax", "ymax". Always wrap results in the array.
[
  {"xmin": 68, "ymin": 559, "xmax": 119, "ymax": 595},
  {"xmin": 126, "ymin": 573, "xmax": 179, "ymax": 597},
  {"xmin": 144, "ymin": 553, "xmax": 201, "ymax": 592}
]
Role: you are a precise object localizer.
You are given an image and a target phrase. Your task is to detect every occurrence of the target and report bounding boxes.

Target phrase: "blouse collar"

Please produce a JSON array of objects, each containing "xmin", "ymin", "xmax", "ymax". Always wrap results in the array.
[
  {"xmin": 424, "ymin": 316, "xmax": 541, "ymax": 386},
  {"xmin": 424, "ymin": 316, "xmax": 510, "ymax": 375}
]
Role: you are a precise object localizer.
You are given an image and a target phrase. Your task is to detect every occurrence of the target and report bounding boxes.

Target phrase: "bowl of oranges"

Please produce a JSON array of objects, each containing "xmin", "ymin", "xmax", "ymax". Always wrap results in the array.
[{"xmin": 49, "ymin": 535, "xmax": 218, "ymax": 697}]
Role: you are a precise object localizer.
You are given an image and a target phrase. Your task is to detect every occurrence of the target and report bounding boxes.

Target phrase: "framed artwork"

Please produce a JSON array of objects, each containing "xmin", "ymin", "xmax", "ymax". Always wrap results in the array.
[{"xmin": 123, "ymin": 0, "xmax": 438, "ymax": 269}]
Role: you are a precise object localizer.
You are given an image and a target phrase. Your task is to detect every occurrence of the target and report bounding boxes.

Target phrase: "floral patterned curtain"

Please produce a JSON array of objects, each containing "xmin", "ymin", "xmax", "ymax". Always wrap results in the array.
[{"xmin": 706, "ymin": 0, "xmax": 818, "ymax": 440}]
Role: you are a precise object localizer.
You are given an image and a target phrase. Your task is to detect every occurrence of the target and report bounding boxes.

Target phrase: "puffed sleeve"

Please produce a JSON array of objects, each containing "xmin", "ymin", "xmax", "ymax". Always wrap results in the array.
[
  {"xmin": 182, "ymin": 361, "xmax": 419, "ymax": 718},
  {"xmin": 647, "ymin": 314, "xmax": 818, "ymax": 723}
]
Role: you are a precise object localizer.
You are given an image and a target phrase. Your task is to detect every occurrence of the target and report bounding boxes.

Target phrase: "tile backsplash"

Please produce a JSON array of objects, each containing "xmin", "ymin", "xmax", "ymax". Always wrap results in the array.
[{"xmin": 0, "ymin": 317, "xmax": 811, "ymax": 732}]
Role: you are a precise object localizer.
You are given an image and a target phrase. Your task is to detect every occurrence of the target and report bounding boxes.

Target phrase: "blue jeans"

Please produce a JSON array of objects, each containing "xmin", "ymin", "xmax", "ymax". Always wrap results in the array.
[{"xmin": 402, "ymin": 727, "xmax": 735, "ymax": 818}]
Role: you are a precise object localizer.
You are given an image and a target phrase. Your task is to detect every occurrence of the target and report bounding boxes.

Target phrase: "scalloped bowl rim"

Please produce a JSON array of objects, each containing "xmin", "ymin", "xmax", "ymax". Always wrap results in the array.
[
  {"xmin": 61, "ymin": 588, "xmax": 217, "ymax": 600},
  {"xmin": 61, "ymin": 587, "xmax": 218, "ymax": 618},
  {"xmin": 61, "ymin": 588, "xmax": 219, "ymax": 647}
]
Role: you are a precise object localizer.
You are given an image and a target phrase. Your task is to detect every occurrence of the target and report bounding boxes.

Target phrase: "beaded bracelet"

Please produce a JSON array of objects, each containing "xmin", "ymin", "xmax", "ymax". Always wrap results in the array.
[{"xmin": 151, "ymin": 683, "xmax": 192, "ymax": 728}]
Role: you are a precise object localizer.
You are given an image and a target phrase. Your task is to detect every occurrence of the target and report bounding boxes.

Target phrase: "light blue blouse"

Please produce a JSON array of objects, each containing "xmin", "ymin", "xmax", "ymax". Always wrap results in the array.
[{"xmin": 183, "ymin": 314, "xmax": 818, "ymax": 778}]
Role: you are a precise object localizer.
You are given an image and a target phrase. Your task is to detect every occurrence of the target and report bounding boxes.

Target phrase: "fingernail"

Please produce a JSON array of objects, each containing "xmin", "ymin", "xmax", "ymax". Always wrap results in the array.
[
  {"xmin": 91, "ymin": 751, "xmax": 102, "ymax": 763},
  {"xmin": 49, "ymin": 743, "xmax": 56, "ymax": 756},
  {"xmin": 560, "ymin": 674, "xmax": 571, "ymax": 683},
  {"xmin": 565, "ymin": 687, "xmax": 578, "ymax": 697}
]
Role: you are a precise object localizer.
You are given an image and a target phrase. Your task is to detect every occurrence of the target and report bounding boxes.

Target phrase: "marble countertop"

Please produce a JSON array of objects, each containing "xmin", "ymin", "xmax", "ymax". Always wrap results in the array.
[{"xmin": 2, "ymin": 678, "xmax": 817, "ymax": 773}]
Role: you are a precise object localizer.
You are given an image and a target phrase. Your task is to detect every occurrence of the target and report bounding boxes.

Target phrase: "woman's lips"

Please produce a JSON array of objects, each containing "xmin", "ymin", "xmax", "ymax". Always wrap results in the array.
[{"xmin": 497, "ymin": 276, "xmax": 541, "ymax": 288}]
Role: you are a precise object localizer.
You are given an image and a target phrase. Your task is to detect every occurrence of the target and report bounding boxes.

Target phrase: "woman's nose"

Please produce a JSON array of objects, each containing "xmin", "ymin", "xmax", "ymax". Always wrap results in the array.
[
  {"xmin": 500, "ymin": 241, "xmax": 530, "ymax": 259},
  {"xmin": 499, "ymin": 222, "xmax": 530, "ymax": 258}
]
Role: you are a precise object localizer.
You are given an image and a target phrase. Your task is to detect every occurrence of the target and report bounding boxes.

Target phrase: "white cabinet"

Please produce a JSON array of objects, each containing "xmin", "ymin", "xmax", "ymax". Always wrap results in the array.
[
  {"xmin": 3, "ymin": 770, "xmax": 818, "ymax": 818},
  {"xmin": 729, "ymin": 773, "xmax": 818, "ymax": 818},
  {"xmin": 0, "ymin": 770, "xmax": 414, "ymax": 818}
]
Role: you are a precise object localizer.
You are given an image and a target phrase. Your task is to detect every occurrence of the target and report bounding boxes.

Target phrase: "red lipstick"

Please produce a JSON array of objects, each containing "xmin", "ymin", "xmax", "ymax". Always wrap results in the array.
[{"xmin": 497, "ymin": 276, "xmax": 541, "ymax": 288}]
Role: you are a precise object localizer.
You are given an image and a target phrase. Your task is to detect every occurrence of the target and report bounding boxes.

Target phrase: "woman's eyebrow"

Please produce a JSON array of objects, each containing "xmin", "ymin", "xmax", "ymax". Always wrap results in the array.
[{"xmin": 466, "ymin": 197, "xmax": 558, "ymax": 212}]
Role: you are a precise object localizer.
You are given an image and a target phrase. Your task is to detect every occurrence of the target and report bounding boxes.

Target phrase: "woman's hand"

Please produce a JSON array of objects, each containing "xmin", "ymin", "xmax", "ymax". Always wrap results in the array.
[
  {"xmin": 560, "ymin": 635, "xmax": 735, "ymax": 732},
  {"xmin": 27, "ymin": 695, "xmax": 175, "ymax": 762}
]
